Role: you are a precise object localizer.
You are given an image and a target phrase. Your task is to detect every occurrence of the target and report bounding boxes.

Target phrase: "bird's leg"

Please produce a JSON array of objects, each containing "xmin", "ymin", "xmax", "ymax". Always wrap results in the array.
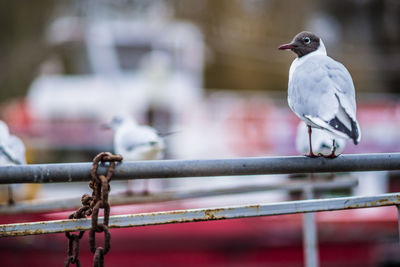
[
  {"xmin": 125, "ymin": 180, "xmax": 134, "ymax": 195},
  {"xmin": 142, "ymin": 179, "xmax": 150, "ymax": 195},
  {"xmin": 306, "ymin": 125, "xmax": 317, "ymax": 157},
  {"xmin": 126, "ymin": 179, "xmax": 150, "ymax": 195},
  {"xmin": 324, "ymin": 139, "xmax": 338, "ymax": 159},
  {"xmin": 331, "ymin": 139, "xmax": 337, "ymax": 155},
  {"xmin": 7, "ymin": 185, "xmax": 14, "ymax": 205}
]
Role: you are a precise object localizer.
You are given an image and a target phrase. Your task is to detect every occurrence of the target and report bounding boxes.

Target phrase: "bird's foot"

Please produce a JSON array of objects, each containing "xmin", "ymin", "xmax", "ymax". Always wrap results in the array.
[
  {"xmin": 141, "ymin": 190, "xmax": 150, "ymax": 196},
  {"xmin": 7, "ymin": 186, "xmax": 15, "ymax": 205},
  {"xmin": 322, "ymin": 141, "xmax": 338, "ymax": 158},
  {"xmin": 7, "ymin": 197, "xmax": 15, "ymax": 205},
  {"xmin": 321, "ymin": 152, "xmax": 338, "ymax": 159},
  {"xmin": 305, "ymin": 152, "xmax": 318, "ymax": 158}
]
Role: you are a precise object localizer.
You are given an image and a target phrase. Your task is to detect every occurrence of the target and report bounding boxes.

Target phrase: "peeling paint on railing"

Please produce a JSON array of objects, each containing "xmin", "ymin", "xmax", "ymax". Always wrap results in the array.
[{"xmin": 1, "ymin": 193, "xmax": 399, "ymax": 238}]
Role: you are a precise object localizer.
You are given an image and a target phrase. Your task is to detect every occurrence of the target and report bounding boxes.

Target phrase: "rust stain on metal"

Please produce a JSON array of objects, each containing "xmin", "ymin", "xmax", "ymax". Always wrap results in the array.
[
  {"xmin": 0, "ymin": 219, "xmax": 88, "ymax": 237},
  {"xmin": 204, "ymin": 208, "xmax": 228, "ymax": 220},
  {"xmin": 0, "ymin": 226, "xmax": 80, "ymax": 237},
  {"xmin": 243, "ymin": 204, "xmax": 260, "ymax": 213},
  {"xmin": 3, "ymin": 194, "xmax": 400, "ymax": 238},
  {"xmin": 343, "ymin": 197, "xmax": 399, "ymax": 210},
  {"xmin": 204, "ymin": 210, "xmax": 217, "ymax": 220},
  {"xmin": 378, "ymin": 198, "xmax": 393, "ymax": 205},
  {"xmin": 0, "ymin": 229, "xmax": 44, "ymax": 237}
]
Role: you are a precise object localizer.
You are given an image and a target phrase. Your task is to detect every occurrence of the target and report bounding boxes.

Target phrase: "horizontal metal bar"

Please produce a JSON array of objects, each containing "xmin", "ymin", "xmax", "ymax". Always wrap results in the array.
[
  {"xmin": 1, "ymin": 193, "xmax": 399, "ymax": 237},
  {"xmin": 0, "ymin": 177, "xmax": 357, "ymax": 214},
  {"xmin": 0, "ymin": 153, "xmax": 399, "ymax": 184}
]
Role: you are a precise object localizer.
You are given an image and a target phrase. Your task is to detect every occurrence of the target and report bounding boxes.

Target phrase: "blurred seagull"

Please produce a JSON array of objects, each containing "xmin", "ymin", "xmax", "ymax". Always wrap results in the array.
[
  {"xmin": 296, "ymin": 121, "xmax": 346, "ymax": 157},
  {"xmin": 279, "ymin": 31, "xmax": 361, "ymax": 157},
  {"xmin": 106, "ymin": 116, "xmax": 165, "ymax": 161},
  {"xmin": 104, "ymin": 115, "xmax": 165, "ymax": 194},
  {"xmin": 0, "ymin": 120, "xmax": 26, "ymax": 166},
  {"xmin": 0, "ymin": 120, "xmax": 27, "ymax": 204}
]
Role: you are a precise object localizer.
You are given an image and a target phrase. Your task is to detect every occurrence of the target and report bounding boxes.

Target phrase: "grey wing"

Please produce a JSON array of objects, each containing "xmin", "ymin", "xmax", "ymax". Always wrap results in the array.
[
  {"xmin": 289, "ymin": 56, "xmax": 360, "ymax": 143},
  {"xmin": 8, "ymin": 136, "xmax": 27, "ymax": 164},
  {"xmin": 322, "ymin": 57, "xmax": 361, "ymax": 143},
  {"xmin": 289, "ymin": 57, "xmax": 339, "ymax": 122},
  {"xmin": 323, "ymin": 58, "xmax": 357, "ymax": 115},
  {"xmin": 0, "ymin": 136, "xmax": 26, "ymax": 165}
]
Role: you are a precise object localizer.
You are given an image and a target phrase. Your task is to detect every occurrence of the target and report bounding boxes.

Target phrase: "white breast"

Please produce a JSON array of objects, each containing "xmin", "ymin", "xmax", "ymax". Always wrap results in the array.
[{"xmin": 288, "ymin": 40, "xmax": 327, "ymax": 84}]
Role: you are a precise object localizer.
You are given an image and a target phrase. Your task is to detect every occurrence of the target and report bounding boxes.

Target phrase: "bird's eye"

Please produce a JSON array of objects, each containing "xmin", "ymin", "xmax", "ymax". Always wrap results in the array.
[{"xmin": 304, "ymin": 37, "xmax": 311, "ymax": 44}]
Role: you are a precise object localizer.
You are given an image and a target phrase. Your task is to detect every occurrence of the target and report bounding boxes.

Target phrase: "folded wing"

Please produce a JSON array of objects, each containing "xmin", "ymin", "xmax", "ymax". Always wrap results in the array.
[{"xmin": 289, "ymin": 55, "xmax": 361, "ymax": 144}]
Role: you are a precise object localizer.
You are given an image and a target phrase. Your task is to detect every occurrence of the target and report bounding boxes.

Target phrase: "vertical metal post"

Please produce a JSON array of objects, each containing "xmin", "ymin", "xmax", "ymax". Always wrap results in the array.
[
  {"xmin": 396, "ymin": 205, "xmax": 400, "ymax": 242},
  {"xmin": 303, "ymin": 185, "xmax": 319, "ymax": 267}
]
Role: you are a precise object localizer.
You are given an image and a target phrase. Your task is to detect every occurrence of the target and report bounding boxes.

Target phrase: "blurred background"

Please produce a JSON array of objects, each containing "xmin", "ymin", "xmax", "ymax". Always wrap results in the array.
[{"xmin": 1, "ymin": 0, "xmax": 400, "ymax": 266}]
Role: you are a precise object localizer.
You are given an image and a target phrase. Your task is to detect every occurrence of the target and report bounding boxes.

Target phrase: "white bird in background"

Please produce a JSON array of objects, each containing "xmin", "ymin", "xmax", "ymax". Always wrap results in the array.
[
  {"xmin": 296, "ymin": 121, "xmax": 346, "ymax": 157},
  {"xmin": 279, "ymin": 31, "xmax": 361, "ymax": 157},
  {"xmin": 105, "ymin": 115, "xmax": 165, "ymax": 194},
  {"xmin": 107, "ymin": 116, "xmax": 165, "ymax": 161},
  {"xmin": 0, "ymin": 120, "xmax": 27, "ymax": 204}
]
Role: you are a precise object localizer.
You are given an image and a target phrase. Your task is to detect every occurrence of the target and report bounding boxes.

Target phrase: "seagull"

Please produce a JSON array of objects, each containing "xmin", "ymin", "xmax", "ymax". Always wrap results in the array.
[
  {"xmin": 106, "ymin": 116, "xmax": 165, "ymax": 161},
  {"xmin": 104, "ymin": 115, "xmax": 165, "ymax": 194},
  {"xmin": 279, "ymin": 31, "xmax": 361, "ymax": 157},
  {"xmin": 0, "ymin": 120, "xmax": 27, "ymax": 204},
  {"xmin": 296, "ymin": 121, "xmax": 346, "ymax": 157}
]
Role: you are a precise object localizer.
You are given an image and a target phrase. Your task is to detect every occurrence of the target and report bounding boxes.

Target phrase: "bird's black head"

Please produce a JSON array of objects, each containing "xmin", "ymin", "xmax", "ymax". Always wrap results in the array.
[{"xmin": 278, "ymin": 31, "xmax": 321, "ymax": 58}]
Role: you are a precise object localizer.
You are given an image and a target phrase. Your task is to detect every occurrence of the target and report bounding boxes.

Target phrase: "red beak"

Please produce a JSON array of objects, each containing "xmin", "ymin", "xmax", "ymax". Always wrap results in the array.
[{"xmin": 278, "ymin": 43, "xmax": 296, "ymax": 50}]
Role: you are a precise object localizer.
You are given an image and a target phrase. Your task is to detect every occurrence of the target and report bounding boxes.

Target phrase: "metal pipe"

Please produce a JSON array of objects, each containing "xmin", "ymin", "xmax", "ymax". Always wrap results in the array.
[
  {"xmin": 1, "ymin": 193, "xmax": 399, "ymax": 237},
  {"xmin": 0, "ymin": 177, "xmax": 358, "ymax": 214},
  {"xmin": 0, "ymin": 153, "xmax": 399, "ymax": 184},
  {"xmin": 397, "ymin": 205, "xmax": 400, "ymax": 242},
  {"xmin": 302, "ymin": 186, "xmax": 319, "ymax": 267}
]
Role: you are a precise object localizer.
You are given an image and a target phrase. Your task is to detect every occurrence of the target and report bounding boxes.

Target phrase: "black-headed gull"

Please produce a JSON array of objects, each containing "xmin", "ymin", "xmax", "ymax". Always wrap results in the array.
[{"xmin": 279, "ymin": 31, "xmax": 361, "ymax": 157}]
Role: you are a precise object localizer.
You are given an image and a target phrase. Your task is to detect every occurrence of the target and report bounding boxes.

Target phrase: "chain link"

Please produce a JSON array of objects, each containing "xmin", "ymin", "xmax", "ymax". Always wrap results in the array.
[
  {"xmin": 64, "ymin": 214, "xmax": 85, "ymax": 267},
  {"xmin": 64, "ymin": 152, "xmax": 122, "ymax": 267},
  {"xmin": 89, "ymin": 152, "xmax": 122, "ymax": 267}
]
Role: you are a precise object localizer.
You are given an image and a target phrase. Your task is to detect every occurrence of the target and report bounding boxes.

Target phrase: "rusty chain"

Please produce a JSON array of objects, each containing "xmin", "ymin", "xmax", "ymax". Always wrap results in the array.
[
  {"xmin": 89, "ymin": 152, "xmax": 123, "ymax": 267},
  {"xmin": 64, "ymin": 199, "xmax": 91, "ymax": 266},
  {"xmin": 64, "ymin": 221, "xmax": 85, "ymax": 267},
  {"xmin": 64, "ymin": 152, "xmax": 122, "ymax": 267}
]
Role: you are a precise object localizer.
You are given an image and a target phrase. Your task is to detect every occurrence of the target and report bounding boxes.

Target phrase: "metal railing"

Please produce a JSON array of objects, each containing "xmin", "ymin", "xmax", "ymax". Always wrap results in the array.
[
  {"xmin": 0, "ymin": 152, "xmax": 400, "ymax": 267},
  {"xmin": 0, "ymin": 176, "xmax": 357, "ymax": 214},
  {"xmin": 1, "ymin": 192, "xmax": 399, "ymax": 238},
  {"xmin": 0, "ymin": 153, "xmax": 399, "ymax": 184}
]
